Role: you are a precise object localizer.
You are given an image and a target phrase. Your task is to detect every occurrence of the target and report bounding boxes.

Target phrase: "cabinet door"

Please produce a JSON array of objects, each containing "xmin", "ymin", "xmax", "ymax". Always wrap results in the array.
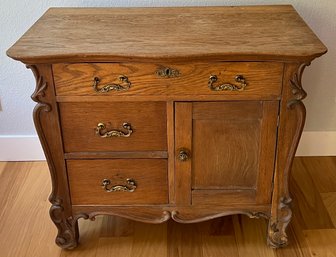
[{"xmin": 175, "ymin": 101, "xmax": 278, "ymax": 205}]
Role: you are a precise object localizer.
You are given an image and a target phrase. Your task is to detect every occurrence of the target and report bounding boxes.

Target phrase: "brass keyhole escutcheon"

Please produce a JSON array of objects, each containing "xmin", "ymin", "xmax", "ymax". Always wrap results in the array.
[{"xmin": 178, "ymin": 149, "xmax": 191, "ymax": 161}]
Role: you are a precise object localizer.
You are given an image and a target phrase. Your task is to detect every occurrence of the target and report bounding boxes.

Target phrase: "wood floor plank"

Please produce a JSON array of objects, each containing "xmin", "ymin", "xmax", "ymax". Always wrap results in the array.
[
  {"xmin": 131, "ymin": 222, "xmax": 167, "ymax": 257},
  {"xmin": 0, "ymin": 161, "xmax": 7, "ymax": 175},
  {"xmin": 202, "ymin": 235, "xmax": 239, "ymax": 257},
  {"xmin": 321, "ymin": 192, "xmax": 336, "ymax": 227},
  {"xmin": 303, "ymin": 229, "xmax": 336, "ymax": 257},
  {"xmin": 297, "ymin": 157, "xmax": 336, "ymax": 193},
  {"xmin": 198, "ymin": 217, "xmax": 239, "ymax": 257},
  {"xmin": 168, "ymin": 220, "xmax": 203, "ymax": 257},
  {"xmin": 96, "ymin": 237, "xmax": 133, "ymax": 257},
  {"xmin": 290, "ymin": 158, "xmax": 334, "ymax": 229},
  {"xmin": 288, "ymin": 215, "xmax": 313, "ymax": 257},
  {"xmin": 100, "ymin": 216, "xmax": 134, "ymax": 237},
  {"xmin": 275, "ymin": 224, "xmax": 305, "ymax": 257},
  {"xmin": 60, "ymin": 217, "xmax": 104, "ymax": 257},
  {"xmin": 0, "ymin": 162, "xmax": 32, "ymax": 224},
  {"xmin": 0, "ymin": 162, "xmax": 60, "ymax": 257},
  {"xmin": 233, "ymin": 215, "xmax": 276, "ymax": 257}
]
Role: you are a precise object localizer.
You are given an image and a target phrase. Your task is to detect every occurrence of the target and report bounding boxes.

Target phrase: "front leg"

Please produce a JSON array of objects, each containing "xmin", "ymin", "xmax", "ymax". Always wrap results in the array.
[
  {"xmin": 27, "ymin": 64, "xmax": 78, "ymax": 249},
  {"xmin": 267, "ymin": 62, "xmax": 309, "ymax": 248},
  {"xmin": 50, "ymin": 201, "xmax": 79, "ymax": 249},
  {"xmin": 267, "ymin": 197, "xmax": 292, "ymax": 248}
]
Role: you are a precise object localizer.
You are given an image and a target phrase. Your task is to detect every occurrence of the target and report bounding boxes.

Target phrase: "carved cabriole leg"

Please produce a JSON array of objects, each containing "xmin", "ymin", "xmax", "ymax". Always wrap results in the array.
[
  {"xmin": 27, "ymin": 64, "xmax": 79, "ymax": 249},
  {"xmin": 268, "ymin": 62, "xmax": 310, "ymax": 248}
]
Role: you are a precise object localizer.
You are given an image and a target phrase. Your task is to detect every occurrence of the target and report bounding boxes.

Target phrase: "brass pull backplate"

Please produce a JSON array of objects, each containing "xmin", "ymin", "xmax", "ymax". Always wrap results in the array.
[
  {"xmin": 208, "ymin": 74, "xmax": 247, "ymax": 91},
  {"xmin": 93, "ymin": 75, "xmax": 131, "ymax": 92},
  {"xmin": 95, "ymin": 122, "xmax": 133, "ymax": 138},
  {"xmin": 101, "ymin": 178, "xmax": 137, "ymax": 192}
]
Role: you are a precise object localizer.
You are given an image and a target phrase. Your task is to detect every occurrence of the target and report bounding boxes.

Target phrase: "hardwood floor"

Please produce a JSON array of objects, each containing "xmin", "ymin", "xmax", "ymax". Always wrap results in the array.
[{"xmin": 0, "ymin": 157, "xmax": 335, "ymax": 257}]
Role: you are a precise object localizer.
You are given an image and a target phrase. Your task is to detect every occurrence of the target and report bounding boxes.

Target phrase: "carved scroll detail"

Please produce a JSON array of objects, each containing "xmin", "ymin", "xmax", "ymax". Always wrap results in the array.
[
  {"xmin": 27, "ymin": 65, "xmax": 51, "ymax": 111},
  {"xmin": 267, "ymin": 197, "xmax": 292, "ymax": 248},
  {"xmin": 287, "ymin": 62, "xmax": 311, "ymax": 109},
  {"xmin": 171, "ymin": 210, "xmax": 270, "ymax": 223},
  {"xmin": 49, "ymin": 200, "xmax": 79, "ymax": 249},
  {"xmin": 27, "ymin": 65, "xmax": 55, "ymax": 202},
  {"xmin": 73, "ymin": 210, "xmax": 171, "ymax": 225}
]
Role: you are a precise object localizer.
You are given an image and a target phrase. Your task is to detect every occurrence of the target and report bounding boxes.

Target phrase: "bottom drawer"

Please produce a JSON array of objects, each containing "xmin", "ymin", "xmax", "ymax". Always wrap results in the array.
[{"xmin": 67, "ymin": 159, "xmax": 168, "ymax": 205}]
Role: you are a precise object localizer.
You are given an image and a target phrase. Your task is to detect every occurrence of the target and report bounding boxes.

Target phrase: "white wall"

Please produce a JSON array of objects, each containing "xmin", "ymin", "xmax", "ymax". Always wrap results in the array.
[{"xmin": 0, "ymin": 0, "xmax": 335, "ymax": 160}]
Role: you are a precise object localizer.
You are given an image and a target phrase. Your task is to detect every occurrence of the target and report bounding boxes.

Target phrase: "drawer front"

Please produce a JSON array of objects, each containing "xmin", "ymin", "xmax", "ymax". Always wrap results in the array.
[
  {"xmin": 167, "ymin": 62, "xmax": 283, "ymax": 97},
  {"xmin": 53, "ymin": 62, "xmax": 283, "ymax": 98},
  {"xmin": 67, "ymin": 159, "xmax": 168, "ymax": 205},
  {"xmin": 59, "ymin": 102, "xmax": 167, "ymax": 152},
  {"xmin": 53, "ymin": 63, "xmax": 168, "ymax": 96}
]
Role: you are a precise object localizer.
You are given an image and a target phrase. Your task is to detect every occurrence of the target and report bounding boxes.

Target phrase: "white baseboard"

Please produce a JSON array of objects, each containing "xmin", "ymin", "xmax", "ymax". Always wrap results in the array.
[
  {"xmin": 296, "ymin": 131, "xmax": 336, "ymax": 156},
  {"xmin": 0, "ymin": 132, "xmax": 335, "ymax": 161},
  {"xmin": 0, "ymin": 135, "xmax": 45, "ymax": 161}
]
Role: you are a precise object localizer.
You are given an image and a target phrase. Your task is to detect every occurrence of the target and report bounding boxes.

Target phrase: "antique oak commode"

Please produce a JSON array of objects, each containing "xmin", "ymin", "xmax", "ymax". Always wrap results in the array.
[{"xmin": 7, "ymin": 6, "xmax": 327, "ymax": 249}]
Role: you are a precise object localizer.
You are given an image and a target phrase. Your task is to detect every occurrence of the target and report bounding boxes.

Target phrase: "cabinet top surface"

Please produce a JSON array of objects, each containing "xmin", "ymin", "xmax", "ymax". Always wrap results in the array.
[{"xmin": 7, "ymin": 5, "xmax": 327, "ymax": 63}]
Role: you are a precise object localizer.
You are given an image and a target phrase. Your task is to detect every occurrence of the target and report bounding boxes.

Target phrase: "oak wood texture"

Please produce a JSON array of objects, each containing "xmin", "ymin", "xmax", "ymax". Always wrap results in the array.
[
  {"xmin": 6, "ymin": 5, "xmax": 328, "ymax": 250},
  {"xmin": 59, "ymin": 102, "xmax": 167, "ymax": 152},
  {"xmin": 180, "ymin": 101, "xmax": 278, "ymax": 205},
  {"xmin": 1, "ymin": 157, "xmax": 335, "ymax": 257},
  {"xmin": 67, "ymin": 159, "xmax": 168, "ymax": 205},
  {"xmin": 166, "ymin": 101, "xmax": 175, "ymax": 204},
  {"xmin": 64, "ymin": 151, "xmax": 168, "ymax": 159},
  {"xmin": 174, "ymin": 102, "xmax": 192, "ymax": 205},
  {"xmin": 53, "ymin": 62, "xmax": 283, "ymax": 99},
  {"xmin": 267, "ymin": 63, "xmax": 309, "ymax": 248},
  {"xmin": 6, "ymin": 6, "xmax": 327, "ymax": 63},
  {"xmin": 28, "ymin": 64, "xmax": 78, "ymax": 249}
]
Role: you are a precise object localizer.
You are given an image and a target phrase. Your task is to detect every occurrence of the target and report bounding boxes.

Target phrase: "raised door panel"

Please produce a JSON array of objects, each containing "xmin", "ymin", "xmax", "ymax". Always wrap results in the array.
[
  {"xmin": 192, "ymin": 102, "xmax": 261, "ymax": 190},
  {"xmin": 175, "ymin": 101, "xmax": 279, "ymax": 206}
]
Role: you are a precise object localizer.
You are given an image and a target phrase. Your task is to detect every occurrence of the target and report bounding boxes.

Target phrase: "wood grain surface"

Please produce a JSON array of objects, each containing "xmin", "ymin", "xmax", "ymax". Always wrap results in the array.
[
  {"xmin": 67, "ymin": 159, "xmax": 168, "ymax": 205},
  {"xmin": 191, "ymin": 101, "xmax": 278, "ymax": 205},
  {"xmin": 174, "ymin": 102, "xmax": 192, "ymax": 205},
  {"xmin": 59, "ymin": 102, "xmax": 167, "ymax": 152},
  {"xmin": 53, "ymin": 62, "xmax": 283, "ymax": 98},
  {"xmin": 7, "ymin": 6, "xmax": 327, "ymax": 63},
  {"xmin": 0, "ymin": 157, "xmax": 335, "ymax": 257}
]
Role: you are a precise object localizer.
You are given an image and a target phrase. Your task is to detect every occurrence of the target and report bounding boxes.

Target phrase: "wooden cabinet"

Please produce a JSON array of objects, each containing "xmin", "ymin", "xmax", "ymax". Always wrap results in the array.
[{"xmin": 7, "ymin": 6, "xmax": 327, "ymax": 250}]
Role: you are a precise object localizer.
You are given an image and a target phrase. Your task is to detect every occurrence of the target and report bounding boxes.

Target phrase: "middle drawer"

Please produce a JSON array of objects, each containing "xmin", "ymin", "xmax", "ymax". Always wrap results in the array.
[{"xmin": 59, "ymin": 102, "xmax": 167, "ymax": 152}]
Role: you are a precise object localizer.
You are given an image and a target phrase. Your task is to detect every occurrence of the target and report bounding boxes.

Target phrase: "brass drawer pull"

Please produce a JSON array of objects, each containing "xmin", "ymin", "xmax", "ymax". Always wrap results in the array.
[
  {"xmin": 93, "ymin": 75, "xmax": 131, "ymax": 92},
  {"xmin": 156, "ymin": 67, "xmax": 180, "ymax": 78},
  {"xmin": 101, "ymin": 178, "xmax": 137, "ymax": 192},
  {"xmin": 178, "ymin": 148, "xmax": 191, "ymax": 161},
  {"xmin": 95, "ymin": 122, "xmax": 133, "ymax": 138},
  {"xmin": 208, "ymin": 75, "xmax": 247, "ymax": 91}
]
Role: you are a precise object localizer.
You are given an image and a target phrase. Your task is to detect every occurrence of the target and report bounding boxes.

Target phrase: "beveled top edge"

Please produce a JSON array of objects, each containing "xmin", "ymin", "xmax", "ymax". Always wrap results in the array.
[{"xmin": 7, "ymin": 5, "xmax": 328, "ymax": 64}]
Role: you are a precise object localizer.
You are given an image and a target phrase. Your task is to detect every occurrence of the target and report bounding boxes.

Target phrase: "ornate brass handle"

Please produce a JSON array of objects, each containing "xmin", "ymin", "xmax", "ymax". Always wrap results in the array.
[
  {"xmin": 208, "ymin": 75, "xmax": 247, "ymax": 91},
  {"xmin": 178, "ymin": 149, "xmax": 190, "ymax": 161},
  {"xmin": 156, "ymin": 67, "xmax": 180, "ymax": 78},
  {"xmin": 101, "ymin": 178, "xmax": 137, "ymax": 192},
  {"xmin": 95, "ymin": 122, "xmax": 133, "ymax": 138},
  {"xmin": 93, "ymin": 75, "xmax": 131, "ymax": 92}
]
